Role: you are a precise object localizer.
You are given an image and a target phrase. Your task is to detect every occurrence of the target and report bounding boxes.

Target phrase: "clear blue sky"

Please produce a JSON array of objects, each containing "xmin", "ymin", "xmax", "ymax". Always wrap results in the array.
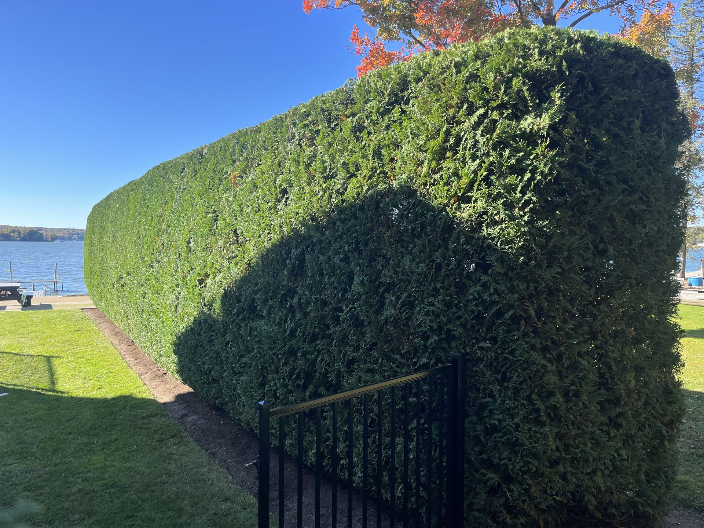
[{"xmin": 0, "ymin": 1, "xmax": 619, "ymax": 229}]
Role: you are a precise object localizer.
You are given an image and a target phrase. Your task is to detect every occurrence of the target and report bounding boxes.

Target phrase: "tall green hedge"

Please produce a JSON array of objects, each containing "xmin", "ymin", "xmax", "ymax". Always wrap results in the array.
[{"xmin": 86, "ymin": 28, "xmax": 688, "ymax": 526}]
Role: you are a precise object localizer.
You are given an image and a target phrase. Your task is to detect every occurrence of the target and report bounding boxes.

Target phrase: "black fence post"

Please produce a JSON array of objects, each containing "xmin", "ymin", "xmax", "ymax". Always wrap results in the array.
[
  {"xmin": 446, "ymin": 353, "xmax": 466, "ymax": 527},
  {"xmin": 258, "ymin": 400, "xmax": 271, "ymax": 528},
  {"xmin": 456, "ymin": 352, "xmax": 466, "ymax": 523},
  {"xmin": 446, "ymin": 355, "xmax": 459, "ymax": 528}
]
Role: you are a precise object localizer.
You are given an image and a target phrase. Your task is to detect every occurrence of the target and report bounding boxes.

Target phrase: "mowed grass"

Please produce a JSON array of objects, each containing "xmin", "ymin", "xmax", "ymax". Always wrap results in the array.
[
  {"xmin": 673, "ymin": 304, "xmax": 704, "ymax": 511},
  {"xmin": 2, "ymin": 305, "xmax": 703, "ymax": 525},
  {"xmin": 0, "ymin": 309, "xmax": 258, "ymax": 527}
]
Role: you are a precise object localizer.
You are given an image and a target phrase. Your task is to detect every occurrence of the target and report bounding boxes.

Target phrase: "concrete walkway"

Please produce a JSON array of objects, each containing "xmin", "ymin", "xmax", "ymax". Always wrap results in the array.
[
  {"xmin": 0, "ymin": 294, "xmax": 94, "ymax": 312},
  {"xmin": 679, "ymin": 287, "xmax": 704, "ymax": 306},
  {"xmin": 2, "ymin": 290, "xmax": 704, "ymax": 311}
]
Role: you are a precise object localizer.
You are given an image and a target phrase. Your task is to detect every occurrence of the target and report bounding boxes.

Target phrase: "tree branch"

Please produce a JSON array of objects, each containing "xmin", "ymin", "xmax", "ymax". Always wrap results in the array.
[
  {"xmin": 321, "ymin": 0, "xmax": 360, "ymax": 10},
  {"xmin": 528, "ymin": 0, "xmax": 545, "ymax": 18},
  {"xmin": 410, "ymin": 34, "xmax": 426, "ymax": 48},
  {"xmin": 568, "ymin": 0, "xmax": 628, "ymax": 28},
  {"xmin": 556, "ymin": 0, "xmax": 571, "ymax": 15},
  {"xmin": 545, "ymin": 0, "xmax": 555, "ymax": 17},
  {"xmin": 513, "ymin": 0, "xmax": 529, "ymax": 24}
]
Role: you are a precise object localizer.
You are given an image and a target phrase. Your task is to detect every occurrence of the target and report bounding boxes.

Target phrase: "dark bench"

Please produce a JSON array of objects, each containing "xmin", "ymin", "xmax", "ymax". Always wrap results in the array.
[{"xmin": 0, "ymin": 283, "xmax": 33, "ymax": 306}]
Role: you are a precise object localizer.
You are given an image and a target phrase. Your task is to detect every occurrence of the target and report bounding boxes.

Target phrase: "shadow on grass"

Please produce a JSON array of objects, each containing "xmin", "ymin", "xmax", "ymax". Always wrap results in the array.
[
  {"xmin": 683, "ymin": 329, "xmax": 704, "ymax": 340},
  {"xmin": 0, "ymin": 350, "xmax": 63, "ymax": 393},
  {"xmin": 673, "ymin": 389, "xmax": 704, "ymax": 511},
  {"xmin": 0, "ymin": 387, "xmax": 258, "ymax": 528}
]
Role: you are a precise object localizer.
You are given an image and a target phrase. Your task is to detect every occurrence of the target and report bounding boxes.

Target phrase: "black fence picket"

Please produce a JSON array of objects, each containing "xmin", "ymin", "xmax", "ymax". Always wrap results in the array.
[{"xmin": 257, "ymin": 352, "xmax": 466, "ymax": 528}]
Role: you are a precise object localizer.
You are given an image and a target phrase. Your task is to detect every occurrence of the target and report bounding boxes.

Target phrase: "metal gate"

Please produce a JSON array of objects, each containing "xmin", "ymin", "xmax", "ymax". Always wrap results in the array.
[{"xmin": 257, "ymin": 353, "xmax": 466, "ymax": 528}]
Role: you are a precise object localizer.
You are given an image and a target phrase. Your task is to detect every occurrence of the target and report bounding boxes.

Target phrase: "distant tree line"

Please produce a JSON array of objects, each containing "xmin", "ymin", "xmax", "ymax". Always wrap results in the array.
[
  {"xmin": 687, "ymin": 225, "xmax": 704, "ymax": 246},
  {"xmin": 0, "ymin": 225, "xmax": 85, "ymax": 242}
]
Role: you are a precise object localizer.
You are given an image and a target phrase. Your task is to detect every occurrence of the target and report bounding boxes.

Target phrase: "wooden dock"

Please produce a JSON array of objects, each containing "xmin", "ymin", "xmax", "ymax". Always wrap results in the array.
[{"xmin": 4, "ymin": 261, "xmax": 63, "ymax": 292}]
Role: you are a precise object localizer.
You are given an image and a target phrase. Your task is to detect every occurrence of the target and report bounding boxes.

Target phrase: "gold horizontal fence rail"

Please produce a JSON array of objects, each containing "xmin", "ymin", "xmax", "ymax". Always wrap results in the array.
[{"xmin": 257, "ymin": 352, "xmax": 466, "ymax": 528}]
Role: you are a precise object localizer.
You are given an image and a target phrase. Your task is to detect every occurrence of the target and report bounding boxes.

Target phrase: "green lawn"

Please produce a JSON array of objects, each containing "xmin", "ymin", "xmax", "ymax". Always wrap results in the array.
[
  {"xmin": 0, "ymin": 309, "xmax": 258, "ymax": 527},
  {"xmin": 2, "ymin": 305, "xmax": 703, "ymax": 525},
  {"xmin": 673, "ymin": 304, "xmax": 704, "ymax": 511}
]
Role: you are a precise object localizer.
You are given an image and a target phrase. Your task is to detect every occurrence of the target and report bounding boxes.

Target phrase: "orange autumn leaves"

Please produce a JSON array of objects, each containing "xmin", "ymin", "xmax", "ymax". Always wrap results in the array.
[
  {"xmin": 304, "ymin": 0, "xmax": 514, "ymax": 77},
  {"xmin": 303, "ymin": 0, "xmax": 680, "ymax": 78},
  {"xmin": 411, "ymin": 0, "xmax": 509, "ymax": 48},
  {"xmin": 349, "ymin": 25, "xmax": 408, "ymax": 77},
  {"xmin": 616, "ymin": 0, "xmax": 704, "ymax": 133},
  {"xmin": 302, "ymin": 0, "xmax": 343, "ymax": 13},
  {"xmin": 618, "ymin": 0, "xmax": 676, "ymax": 58}
]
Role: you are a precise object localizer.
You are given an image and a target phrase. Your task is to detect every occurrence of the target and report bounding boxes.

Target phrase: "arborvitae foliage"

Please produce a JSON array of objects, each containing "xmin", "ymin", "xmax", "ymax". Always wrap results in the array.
[{"xmin": 86, "ymin": 28, "xmax": 688, "ymax": 527}]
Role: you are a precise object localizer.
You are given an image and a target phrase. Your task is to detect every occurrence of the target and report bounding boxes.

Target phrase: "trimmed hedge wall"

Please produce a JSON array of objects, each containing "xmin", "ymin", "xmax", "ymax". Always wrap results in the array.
[{"xmin": 86, "ymin": 28, "xmax": 688, "ymax": 527}]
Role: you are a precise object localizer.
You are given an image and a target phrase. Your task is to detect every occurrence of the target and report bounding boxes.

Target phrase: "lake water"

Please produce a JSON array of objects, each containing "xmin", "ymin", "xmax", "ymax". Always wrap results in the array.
[
  {"xmin": 686, "ymin": 248, "xmax": 704, "ymax": 273},
  {"xmin": 0, "ymin": 241, "xmax": 87, "ymax": 296}
]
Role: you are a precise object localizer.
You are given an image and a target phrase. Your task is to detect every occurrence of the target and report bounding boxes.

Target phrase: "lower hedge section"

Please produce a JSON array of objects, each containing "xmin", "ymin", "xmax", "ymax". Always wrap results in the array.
[{"xmin": 86, "ymin": 27, "xmax": 688, "ymax": 527}]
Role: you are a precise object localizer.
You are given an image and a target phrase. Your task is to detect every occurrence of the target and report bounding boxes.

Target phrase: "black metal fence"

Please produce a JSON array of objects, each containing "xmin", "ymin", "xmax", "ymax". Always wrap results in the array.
[{"xmin": 257, "ymin": 353, "xmax": 466, "ymax": 528}]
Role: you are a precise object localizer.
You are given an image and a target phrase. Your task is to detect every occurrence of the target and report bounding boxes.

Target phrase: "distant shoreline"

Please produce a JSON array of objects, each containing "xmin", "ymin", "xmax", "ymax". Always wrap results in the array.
[
  {"xmin": 0, "ymin": 239, "xmax": 83, "ymax": 242},
  {"xmin": 1, "ymin": 239, "xmax": 52, "ymax": 242},
  {"xmin": 0, "ymin": 226, "xmax": 85, "ymax": 242}
]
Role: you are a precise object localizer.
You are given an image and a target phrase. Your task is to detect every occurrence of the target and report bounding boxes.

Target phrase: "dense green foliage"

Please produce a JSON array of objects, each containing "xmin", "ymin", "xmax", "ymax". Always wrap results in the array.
[{"xmin": 86, "ymin": 28, "xmax": 688, "ymax": 527}]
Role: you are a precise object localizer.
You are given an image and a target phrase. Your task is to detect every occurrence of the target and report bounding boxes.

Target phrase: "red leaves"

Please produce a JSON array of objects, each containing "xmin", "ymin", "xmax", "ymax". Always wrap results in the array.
[
  {"xmin": 304, "ymin": 0, "xmax": 512, "ymax": 76},
  {"xmin": 413, "ymin": 0, "xmax": 509, "ymax": 49},
  {"xmin": 349, "ymin": 25, "xmax": 410, "ymax": 77},
  {"xmin": 302, "ymin": 0, "xmax": 327, "ymax": 15},
  {"xmin": 303, "ymin": 0, "xmax": 682, "ymax": 78},
  {"xmin": 302, "ymin": 0, "xmax": 346, "ymax": 15}
]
